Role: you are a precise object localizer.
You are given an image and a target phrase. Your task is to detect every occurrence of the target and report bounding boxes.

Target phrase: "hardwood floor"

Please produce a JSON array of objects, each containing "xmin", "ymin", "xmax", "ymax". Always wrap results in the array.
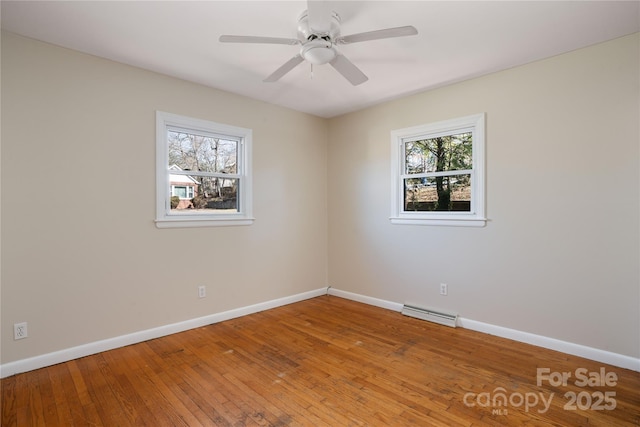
[{"xmin": 2, "ymin": 295, "xmax": 639, "ymax": 426}]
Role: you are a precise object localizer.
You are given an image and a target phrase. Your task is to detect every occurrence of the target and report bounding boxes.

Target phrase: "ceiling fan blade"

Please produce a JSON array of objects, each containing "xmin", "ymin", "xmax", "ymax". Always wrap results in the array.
[
  {"xmin": 263, "ymin": 55, "xmax": 305, "ymax": 82},
  {"xmin": 329, "ymin": 54, "xmax": 368, "ymax": 86},
  {"xmin": 336, "ymin": 26, "xmax": 418, "ymax": 45},
  {"xmin": 219, "ymin": 35, "xmax": 300, "ymax": 45},
  {"xmin": 307, "ymin": 1, "xmax": 332, "ymax": 35}
]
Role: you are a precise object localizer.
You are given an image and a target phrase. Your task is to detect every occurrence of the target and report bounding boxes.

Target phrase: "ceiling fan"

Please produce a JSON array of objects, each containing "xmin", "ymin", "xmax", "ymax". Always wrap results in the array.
[{"xmin": 219, "ymin": 1, "xmax": 418, "ymax": 86}]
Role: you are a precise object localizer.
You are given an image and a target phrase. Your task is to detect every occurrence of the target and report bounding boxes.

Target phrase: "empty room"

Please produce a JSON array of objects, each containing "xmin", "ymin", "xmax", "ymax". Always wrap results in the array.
[{"xmin": 1, "ymin": 1, "xmax": 639, "ymax": 426}]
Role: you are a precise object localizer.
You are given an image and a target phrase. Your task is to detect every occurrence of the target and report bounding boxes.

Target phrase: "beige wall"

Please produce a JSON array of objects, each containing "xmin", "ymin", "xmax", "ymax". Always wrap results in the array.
[
  {"xmin": 328, "ymin": 33, "xmax": 639, "ymax": 358},
  {"xmin": 2, "ymin": 31, "xmax": 638, "ymax": 365},
  {"xmin": 1, "ymin": 32, "xmax": 328, "ymax": 363}
]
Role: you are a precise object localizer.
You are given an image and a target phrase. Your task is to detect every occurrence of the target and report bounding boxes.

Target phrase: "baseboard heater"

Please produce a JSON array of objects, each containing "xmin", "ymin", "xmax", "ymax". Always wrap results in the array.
[{"xmin": 401, "ymin": 304, "xmax": 458, "ymax": 328}]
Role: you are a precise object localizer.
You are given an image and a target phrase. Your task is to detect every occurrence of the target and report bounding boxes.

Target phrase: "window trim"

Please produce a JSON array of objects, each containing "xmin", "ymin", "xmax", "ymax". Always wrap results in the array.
[
  {"xmin": 390, "ymin": 113, "xmax": 486, "ymax": 227},
  {"xmin": 155, "ymin": 111, "xmax": 254, "ymax": 228}
]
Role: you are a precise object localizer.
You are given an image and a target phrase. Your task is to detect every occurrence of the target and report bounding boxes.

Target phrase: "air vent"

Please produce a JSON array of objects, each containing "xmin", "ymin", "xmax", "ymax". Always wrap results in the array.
[{"xmin": 401, "ymin": 304, "xmax": 458, "ymax": 328}]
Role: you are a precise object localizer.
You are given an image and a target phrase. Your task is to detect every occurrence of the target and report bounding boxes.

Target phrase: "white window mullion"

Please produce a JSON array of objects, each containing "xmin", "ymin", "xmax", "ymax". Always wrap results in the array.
[
  {"xmin": 169, "ymin": 170, "xmax": 242, "ymax": 180},
  {"xmin": 401, "ymin": 169, "xmax": 473, "ymax": 180}
]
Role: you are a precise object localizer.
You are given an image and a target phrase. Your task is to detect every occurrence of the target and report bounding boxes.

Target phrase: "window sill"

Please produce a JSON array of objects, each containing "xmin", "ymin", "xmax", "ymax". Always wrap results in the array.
[
  {"xmin": 390, "ymin": 216, "xmax": 486, "ymax": 227},
  {"xmin": 155, "ymin": 217, "xmax": 255, "ymax": 228}
]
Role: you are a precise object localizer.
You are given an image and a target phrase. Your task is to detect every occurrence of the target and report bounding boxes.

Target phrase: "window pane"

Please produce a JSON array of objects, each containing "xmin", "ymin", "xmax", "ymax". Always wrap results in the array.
[
  {"xmin": 170, "ymin": 176, "xmax": 238, "ymax": 213},
  {"xmin": 404, "ymin": 175, "xmax": 471, "ymax": 212},
  {"xmin": 405, "ymin": 132, "xmax": 472, "ymax": 174},
  {"xmin": 168, "ymin": 130, "xmax": 237, "ymax": 174},
  {"xmin": 173, "ymin": 186, "xmax": 187, "ymax": 198}
]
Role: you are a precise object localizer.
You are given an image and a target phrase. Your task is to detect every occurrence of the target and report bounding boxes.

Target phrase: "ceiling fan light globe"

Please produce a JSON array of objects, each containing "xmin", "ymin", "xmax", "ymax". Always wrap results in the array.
[
  {"xmin": 301, "ymin": 39, "xmax": 336, "ymax": 65},
  {"xmin": 303, "ymin": 47, "xmax": 336, "ymax": 65}
]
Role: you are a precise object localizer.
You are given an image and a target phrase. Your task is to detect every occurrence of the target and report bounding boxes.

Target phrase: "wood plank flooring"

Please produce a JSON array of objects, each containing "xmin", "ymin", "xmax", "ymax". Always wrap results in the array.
[{"xmin": 2, "ymin": 295, "xmax": 639, "ymax": 426}]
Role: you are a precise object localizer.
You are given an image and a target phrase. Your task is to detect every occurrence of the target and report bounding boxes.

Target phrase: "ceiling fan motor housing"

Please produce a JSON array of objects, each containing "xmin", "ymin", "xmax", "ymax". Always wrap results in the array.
[
  {"xmin": 297, "ymin": 10, "xmax": 341, "ymax": 40},
  {"xmin": 297, "ymin": 10, "xmax": 341, "ymax": 65}
]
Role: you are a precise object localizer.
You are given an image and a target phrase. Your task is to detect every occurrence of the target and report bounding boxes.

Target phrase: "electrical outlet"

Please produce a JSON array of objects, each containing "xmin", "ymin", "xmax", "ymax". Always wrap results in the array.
[
  {"xmin": 440, "ymin": 283, "xmax": 448, "ymax": 296},
  {"xmin": 198, "ymin": 285, "xmax": 206, "ymax": 298},
  {"xmin": 14, "ymin": 322, "xmax": 28, "ymax": 340}
]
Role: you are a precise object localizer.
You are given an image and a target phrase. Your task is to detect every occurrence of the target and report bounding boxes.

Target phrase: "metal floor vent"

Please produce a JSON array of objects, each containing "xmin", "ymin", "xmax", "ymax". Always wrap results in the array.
[{"xmin": 401, "ymin": 304, "xmax": 458, "ymax": 328}]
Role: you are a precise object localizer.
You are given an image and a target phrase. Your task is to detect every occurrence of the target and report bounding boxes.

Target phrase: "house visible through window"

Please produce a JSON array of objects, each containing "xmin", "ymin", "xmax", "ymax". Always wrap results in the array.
[
  {"xmin": 156, "ymin": 111, "xmax": 253, "ymax": 228},
  {"xmin": 390, "ymin": 114, "xmax": 486, "ymax": 227}
]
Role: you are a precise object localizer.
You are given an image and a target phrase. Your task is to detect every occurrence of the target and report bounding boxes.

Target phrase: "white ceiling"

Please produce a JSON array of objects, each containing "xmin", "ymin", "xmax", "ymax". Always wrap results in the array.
[{"xmin": 2, "ymin": 1, "xmax": 638, "ymax": 118}]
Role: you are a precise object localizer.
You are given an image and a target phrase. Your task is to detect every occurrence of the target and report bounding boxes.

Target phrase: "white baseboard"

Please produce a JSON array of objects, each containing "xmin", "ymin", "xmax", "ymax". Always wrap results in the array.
[
  {"xmin": 328, "ymin": 287, "xmax": 404, "ymax": 311},
  {"xmin": 457, "ymin": 318, "xmax": 640, "ymax": 372},
  {"xmin": 4, "ymin": 287, "xmax": 638, "ymax": 377},
  {"xmin": 0, "ymin": 287, "xmax": 328, "ymax": 378},
  {"xmin": 327, "ymin": 287, "xmax": 640, "ymax": 372}
]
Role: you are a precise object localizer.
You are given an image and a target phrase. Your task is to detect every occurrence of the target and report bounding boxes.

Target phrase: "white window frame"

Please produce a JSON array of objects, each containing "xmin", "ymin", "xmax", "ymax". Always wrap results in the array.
[
  {"xmin": 390, "ymin": 113, "xmax": 486, "ymax": 227},
  {"xmin": 155, "ymin": 111, "xmax": 254, "ymax": 228}
]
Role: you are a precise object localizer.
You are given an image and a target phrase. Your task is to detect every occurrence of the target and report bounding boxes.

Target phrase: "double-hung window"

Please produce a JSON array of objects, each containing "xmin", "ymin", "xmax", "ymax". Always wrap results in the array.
[
  {"xmin": 390, "ymin": 113, "xmax": 486, "ymax": 227},
  {"xmin": 155, "ymin": 111, "xmax": 253, "ymax": 228}
]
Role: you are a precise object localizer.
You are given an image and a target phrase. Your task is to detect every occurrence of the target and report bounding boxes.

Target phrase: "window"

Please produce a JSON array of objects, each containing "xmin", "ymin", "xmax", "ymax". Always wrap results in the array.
[
  {"xmin": 171, "ymin": 186, "xmax": 194, "ymax": 199},
  {"xmin": 156, "ymin": 111, "xmax": 253, "ymax": 228},
  {"xmin": 390, "ymin": 113, "xmax": 486, "ymax": 227}
]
